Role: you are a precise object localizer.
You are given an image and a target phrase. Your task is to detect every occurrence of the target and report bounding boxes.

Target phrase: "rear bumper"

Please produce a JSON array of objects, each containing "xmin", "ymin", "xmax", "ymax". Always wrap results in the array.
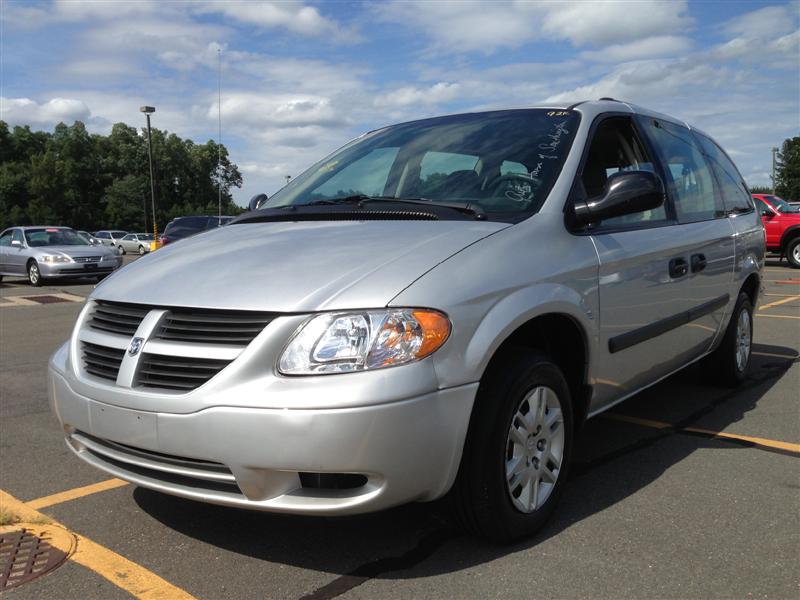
[{"xmin": 48, "ymin": 349, "xmax": 477, "ymax": 515}]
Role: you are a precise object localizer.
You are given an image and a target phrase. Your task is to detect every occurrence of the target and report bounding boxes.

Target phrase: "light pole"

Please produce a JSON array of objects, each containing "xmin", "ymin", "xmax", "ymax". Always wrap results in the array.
[
  {"xmin": 772, "ymin": 147, "xmax": 779, "ymax": 194},
  {"xmin": 140, "ymin": 106, "xmax": 158, "ymax": 244}
]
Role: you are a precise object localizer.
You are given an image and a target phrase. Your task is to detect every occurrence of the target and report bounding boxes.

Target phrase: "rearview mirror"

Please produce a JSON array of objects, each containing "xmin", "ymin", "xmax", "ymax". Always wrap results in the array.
[
  {"xmin": 248, "ymin": 193, "xmax": 268, "ymax": 212},
  {"xmin": 574, "ymin": 171, "xmax": 664, "ymax": 225}
]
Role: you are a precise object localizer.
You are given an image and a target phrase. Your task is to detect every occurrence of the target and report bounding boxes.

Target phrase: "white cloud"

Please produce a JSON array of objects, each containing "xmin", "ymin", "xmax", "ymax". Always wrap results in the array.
[
  {"xmin": 212, "ymin": 93, "xmax": 346, "ymax": 130},
  {"xmin": 194, "ymin": 1, "xmax": 353, "ymax": 40},
  {"xmin": 378, "ymin": 0, "xmax": 692, "ymax": 54},
  {"xmin": 580, "ymin": 36, "xmax": 693, "ymax": 63},
  {"xmin": 0, "ymin": 97, "xmax": 91, "ymax": 127},
  {"xmin": 374, "ymin": 83, "xmax": 461, "ymax": 108},
  {"xmin": 721, "ymin": 3, "xmax": 798, "ymax": 38},
  {"xmin": 539, "ymin": 0, "xmax": 692, "ymax": 47}
]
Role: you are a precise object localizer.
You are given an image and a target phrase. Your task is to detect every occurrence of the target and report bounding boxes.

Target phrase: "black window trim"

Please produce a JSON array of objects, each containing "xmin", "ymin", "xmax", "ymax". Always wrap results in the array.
[
  {"xmin": 690, "ymin": 130, "xmax": 755, "ymax": 217},
  {"xmin": 565, "ymin": 111, "xmax": 677, "ymax": 235}
]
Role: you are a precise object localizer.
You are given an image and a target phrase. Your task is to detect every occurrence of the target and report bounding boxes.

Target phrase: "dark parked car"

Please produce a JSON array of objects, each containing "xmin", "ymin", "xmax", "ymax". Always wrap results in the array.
[{"xmin": 160, "ymin": 216, "xmax": 233, "ymax": 246}]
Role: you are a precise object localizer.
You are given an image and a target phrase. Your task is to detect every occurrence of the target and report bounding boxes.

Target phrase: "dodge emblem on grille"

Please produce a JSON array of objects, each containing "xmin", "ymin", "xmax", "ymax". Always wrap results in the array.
[{"xmin": 128, "ymin": 337, "xmax": 144, "ymax": 356}]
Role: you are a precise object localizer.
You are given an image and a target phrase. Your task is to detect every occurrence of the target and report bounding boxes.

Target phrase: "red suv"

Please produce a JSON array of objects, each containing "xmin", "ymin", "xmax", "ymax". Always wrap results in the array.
[{"xmin": 752, "ymin": 194, "xmax": 800, "ymax": 268}]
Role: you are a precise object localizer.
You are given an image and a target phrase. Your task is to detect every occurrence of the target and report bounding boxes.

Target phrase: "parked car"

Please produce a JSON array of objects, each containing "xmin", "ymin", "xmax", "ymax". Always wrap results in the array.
[
  {"xmin": 77, "ymin": 231, "xmax": 102, "ymax": 245},
  {"xmin": 48, "ymin": 100, "xmax": 763, "ymax": 542},
  {"xmin": 160, "ymin": 216, "xmax": 233, "ymax": 245},
  {"xmin": 117, "ymin": 233, "xmax": 155, "ymax": 255},
  {"xmin": 752, "ymin": 194, "xmax": 800, "ymax": 267},
  {"xmin": 0, "ymin": 226, "xmax": 122, "ymax": 286},
  {"xmin": 93, "ymin": 230, "xmax": 128, "ymax": 251}
]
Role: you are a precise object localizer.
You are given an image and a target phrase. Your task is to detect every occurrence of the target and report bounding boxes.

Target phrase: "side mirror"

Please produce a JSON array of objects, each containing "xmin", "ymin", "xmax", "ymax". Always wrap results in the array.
[
  {"xmin": 248, "ymin": 193, "xmax": 268, "ymax": 212},
  {"xmin": 11, "ymin": 239, "xmax": 22, "ymax": 247},
  {"xmin": 574, "ymin": 171, "xmax": 664, "ymax": 225}
]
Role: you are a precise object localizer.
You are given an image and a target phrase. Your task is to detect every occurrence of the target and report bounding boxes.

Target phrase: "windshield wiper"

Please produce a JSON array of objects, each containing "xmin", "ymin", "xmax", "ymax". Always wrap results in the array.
[{"xmin": 303, "ymin": 195, "xmax": 486, "ymax": 220}]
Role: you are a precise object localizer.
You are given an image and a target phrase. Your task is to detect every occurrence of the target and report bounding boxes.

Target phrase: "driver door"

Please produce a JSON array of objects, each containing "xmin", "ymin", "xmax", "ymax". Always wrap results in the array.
[{"xmin": 8, "ymin": 229, "xmax": 27, "ymax": 275}]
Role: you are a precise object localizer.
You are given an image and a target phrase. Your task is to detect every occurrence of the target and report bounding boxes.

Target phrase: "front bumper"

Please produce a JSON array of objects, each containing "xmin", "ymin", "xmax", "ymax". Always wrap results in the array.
[
  {"xmin": 40, "ymin": 259, "xmax": 120, "ymax": 278},
  {"xmin": 48, "ymin": 343, "xmax": 477, "ymax": 515}
]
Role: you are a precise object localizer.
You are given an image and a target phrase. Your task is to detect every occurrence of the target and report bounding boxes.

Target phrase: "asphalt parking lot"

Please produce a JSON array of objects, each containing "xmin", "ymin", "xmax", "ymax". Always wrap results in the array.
[{"xmin": 1, "ymin": 256, "xmax": 798, "ymax": 599}]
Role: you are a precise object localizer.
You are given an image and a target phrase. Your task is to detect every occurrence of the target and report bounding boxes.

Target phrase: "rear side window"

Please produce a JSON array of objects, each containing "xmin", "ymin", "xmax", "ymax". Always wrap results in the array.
[
  {"xmin": 693, "ymin": 133, "xmax": 753, "ymax": 214},
  {"xmin": 643, "ymin": 119, "xmax": 723, "ymax": 223}
]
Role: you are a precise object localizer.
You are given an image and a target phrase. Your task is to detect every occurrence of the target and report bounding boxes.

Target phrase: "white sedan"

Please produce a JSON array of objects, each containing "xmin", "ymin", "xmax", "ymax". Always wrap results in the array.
[{"xmin": 117, "ymin": 233, "xmax": 155, "ymax": 255}]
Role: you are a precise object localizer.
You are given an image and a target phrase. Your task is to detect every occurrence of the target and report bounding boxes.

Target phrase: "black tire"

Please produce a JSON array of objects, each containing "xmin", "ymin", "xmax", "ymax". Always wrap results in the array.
[
  {"xmin": 28, "ymin": 261, "xmax": 44, "ymax": 287},
  {"xmin": 703, "ymin": 292, "xmax": 753, "ymax": 387},
  {"xmin": 449, "ymin": 350, "xmax": 574, "ymax": 543},
  {"xmin": 138, "ymin": 245, "xmax": 146, "ymax": 255},
  {"xmin": 117, "ymin": 245, "xmax": 125, "ymax": 255},
  {"xmin": 786, "ymin": 237, "xmax": 800, "ymax": 269}
]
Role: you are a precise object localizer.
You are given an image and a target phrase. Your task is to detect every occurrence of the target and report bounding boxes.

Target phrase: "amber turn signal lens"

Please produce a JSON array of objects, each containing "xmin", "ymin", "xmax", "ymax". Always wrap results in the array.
[{"xmin": 412, "ymin": 310, "xmax": 451, "ymax": 358}]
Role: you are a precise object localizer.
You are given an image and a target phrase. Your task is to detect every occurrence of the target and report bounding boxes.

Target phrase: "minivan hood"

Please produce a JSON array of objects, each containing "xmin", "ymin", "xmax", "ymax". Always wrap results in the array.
[{"xmin": 93, "ymin": 220, "xmax": 507, "ymax": 311}]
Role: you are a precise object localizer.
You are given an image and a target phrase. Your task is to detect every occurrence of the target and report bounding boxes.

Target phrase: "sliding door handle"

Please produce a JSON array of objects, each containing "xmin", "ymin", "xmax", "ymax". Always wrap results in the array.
[{"xmin": 691, "ymin": 253, "xmax": 707, "ymax": 272}]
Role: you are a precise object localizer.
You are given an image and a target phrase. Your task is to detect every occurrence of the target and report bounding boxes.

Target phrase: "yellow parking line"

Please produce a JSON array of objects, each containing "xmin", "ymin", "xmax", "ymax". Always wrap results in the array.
[
  {"xmin": 26, "ymin": 478, "xmax": 129, "ymax": 510},
  {"xmin": 605, "ymin": 414, "xmax": 800, "ymax": 453},
  {"xmin": 0, "ymin": 489, "xmax": 196, "ymax": 600},
  {"xmin": 759, "ymin": 294, "xmax": 800, "ymax": 310},
  {"xmin": 756, "ymin": 313, "xmax": 800, "ymax": 320}
]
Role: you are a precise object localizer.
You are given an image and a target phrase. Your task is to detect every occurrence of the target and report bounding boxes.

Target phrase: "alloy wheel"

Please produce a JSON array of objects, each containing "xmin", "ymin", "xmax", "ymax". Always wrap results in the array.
[
  {"xmin": 735, "ymin": 308, "xmax": 751, "ymax": 372},
  {"xmin": 505, "ymin": 386, "xmax": 565, "ymax": 513}
]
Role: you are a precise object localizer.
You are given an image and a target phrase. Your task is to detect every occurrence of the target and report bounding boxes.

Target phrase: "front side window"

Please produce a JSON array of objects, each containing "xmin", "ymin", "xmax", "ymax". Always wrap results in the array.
[
  {"xmin": 644, "ymin": 120, "xmax": 722, "ymax": 223},
  {"xmin": 581, "ymin": 117, "xmax": 666, "ymax": 228},
  {"xmin": 12, "ymin": 230, "xmax": 24, "ymax": 245},
  {"xmin": 96, "ymin": 232, "xmax": 109, "ymax": 239},
  {"xmin": 692, "ymin": 132, "xmax": 753, "ymax": 215},
  {"xmin": 123, "ymin": 234, "xmax": 135, "ymax": 241},
  {"xmin": 262, "ymin": 110, "xmax": 581, "ymax": 222}
]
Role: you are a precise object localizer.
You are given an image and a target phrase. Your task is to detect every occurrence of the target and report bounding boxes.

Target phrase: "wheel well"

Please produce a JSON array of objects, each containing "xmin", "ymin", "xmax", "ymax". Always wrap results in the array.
[
  {"xmin": 780, "ymin": 226, "xmax": 800, "ymax": 251},
  {"xmin": 26, "ymin": 258, "xmax": 36, "ymax": 268},
  {"xmin": 484, "ymin": 314, "xmax": 590, "ymax": 427},
  {"xmin": 741, "ymin": 273, "xmax": 760, "ymax": 306}
]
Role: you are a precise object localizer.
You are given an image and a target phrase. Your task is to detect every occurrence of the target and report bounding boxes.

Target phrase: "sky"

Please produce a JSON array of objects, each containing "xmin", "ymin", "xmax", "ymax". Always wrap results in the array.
[{"xmin": 1, "ymin": 0, "xmax": 798, "ymax": 206}]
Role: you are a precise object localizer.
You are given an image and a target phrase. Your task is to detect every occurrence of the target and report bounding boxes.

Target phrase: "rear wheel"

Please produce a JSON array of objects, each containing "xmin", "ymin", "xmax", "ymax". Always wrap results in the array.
[
  {"xmin": 703, "ymin": 292, "xmax": 753, "ymax": 386},
  {"xmin": 786, "ymin": 237, "xmax": 800, "ymax": 268},
  {"xmin": 449, "ymin": 351, "xmax": 573, "ymax": 543},
  {"xmin": 28, "ymin": 261, "xmax": 43, "ymax": 287}
]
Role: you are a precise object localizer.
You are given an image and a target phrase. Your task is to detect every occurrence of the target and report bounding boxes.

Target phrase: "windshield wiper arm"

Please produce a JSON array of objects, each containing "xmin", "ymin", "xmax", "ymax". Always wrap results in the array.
[{"xmin": 364, "ymin": 196, "xmax": 486, "ymax": 220}]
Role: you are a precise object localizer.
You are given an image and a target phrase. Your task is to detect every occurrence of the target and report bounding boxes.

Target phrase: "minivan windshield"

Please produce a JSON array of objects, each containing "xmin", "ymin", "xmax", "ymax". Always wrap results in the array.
[
  {"xmin": 25, "ymin": 228, "xmax": 88, "ymax": 247},
  {"xmin": 262, "ymin": 109, "xmax": 580, "ymax": 222}
]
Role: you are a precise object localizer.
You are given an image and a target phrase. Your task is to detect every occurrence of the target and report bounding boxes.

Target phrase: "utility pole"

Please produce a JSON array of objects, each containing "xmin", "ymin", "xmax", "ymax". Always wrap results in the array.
[
  {"xmin": 772, "ymin": 147, "xmax": 779, "ymax": 194},
  {"xmin": 140, "ymin": 106, "xmax": 158, "ymax": 245},
  {"xmin": 218, "ymin": 48, "xmax": 223, "ymax": 218}
]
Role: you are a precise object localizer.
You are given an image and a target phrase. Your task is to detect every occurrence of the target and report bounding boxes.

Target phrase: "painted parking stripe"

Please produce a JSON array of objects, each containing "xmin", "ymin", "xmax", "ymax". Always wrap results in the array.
[
  {"xmin": 0, "ymin": 292, "xmax": 85, "ymax": 307},
  {"xmin": 759, "ymin": 294, "xmax": 800, "ymax": 310},
  {"xmin": 752, "ymin": 350, "xmax": 800, "ymax": 360},
  {"xmin": 605, "ymin": 414, "xmax": 800, "ymax": 454},
  {"xmin": 755, "ymin": 313, "xmax": 800, "ymax": 320},
  {"xmin": 26, "ymin": 478, "xmax": 129, "ymax": 510},
  {"xmin": 0, "ymin": 489, "xmax": 196, "ymax": 600}
]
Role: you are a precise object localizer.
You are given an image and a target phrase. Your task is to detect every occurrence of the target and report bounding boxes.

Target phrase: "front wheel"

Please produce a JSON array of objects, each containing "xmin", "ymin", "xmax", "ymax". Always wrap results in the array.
[
  {"xmin": 28, "ymin": 261, "xmax": 44, "ymax": 287},
  {"xmin": 449, "ymin": 351, "xmax": 573, "ymax": 543},
  {"xmin": 786, "ymin": 237, "xmax": 800, "ymax": 269},
  {"xmin": 117, "ymin": 245, "xmax": 125, "ymax": 255},
  {"xmin": 138, "ymin": 245, "xmax": 146, "ymax": 255},
  {"xmin": 703, "ymin": 292, "xmax": 753, "ymax": 386}
]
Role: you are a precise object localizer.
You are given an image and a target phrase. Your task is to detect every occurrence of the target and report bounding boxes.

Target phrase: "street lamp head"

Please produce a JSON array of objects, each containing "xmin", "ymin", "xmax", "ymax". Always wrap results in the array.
[{"xmin": 139, "ymin": 106, "xmax": 156, "ymax": 114}]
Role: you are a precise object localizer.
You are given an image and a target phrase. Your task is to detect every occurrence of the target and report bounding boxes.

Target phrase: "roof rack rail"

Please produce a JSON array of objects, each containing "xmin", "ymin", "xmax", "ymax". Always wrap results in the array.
[{"xmin": 598, "ymin": 97, "xmax": 622, "ymax": 102}]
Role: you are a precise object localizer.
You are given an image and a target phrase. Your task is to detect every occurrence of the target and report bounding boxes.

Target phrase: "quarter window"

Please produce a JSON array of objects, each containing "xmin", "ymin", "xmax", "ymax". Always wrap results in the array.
[
  {"xmin": 644, "ymin": 119, "xmax": 723, "ymax": 223},
  {"xmin": 693, "ymin": 133, "xmax": 754, "ymax": 214}
]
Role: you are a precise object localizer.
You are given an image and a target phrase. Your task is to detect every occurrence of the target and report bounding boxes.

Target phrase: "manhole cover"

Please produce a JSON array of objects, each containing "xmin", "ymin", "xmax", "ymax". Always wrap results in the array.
[
  {"xmin": 0, "ymin": 526, "xmax": 74, "ymax": 591},
  {"xmin": 21, "ymin": 295, "xmax": 68, "ymax": 304}
]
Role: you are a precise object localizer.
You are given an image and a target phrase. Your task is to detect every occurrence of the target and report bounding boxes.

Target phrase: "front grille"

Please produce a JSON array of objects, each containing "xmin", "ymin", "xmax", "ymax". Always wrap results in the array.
[
  {"xmin": 88, "ymin": 301, "xmax": 149, "ymax": 336},
  {"xmin": 156, "ymin": 309, "xmax": 275, "ymax": 345},
  {"xmin": 136, "ymin": 353, "xmax": 231, "ymax": 391},
  {"xmin": 82, "ymin": 342, "xmax": 125, "ymax": 381},
  {"xmin": 74, "ymin": 256, "xmax": 101, "ymax": 262},
  {"xmin": 60, "ymin": 267, "xmax": 113, "ymax": 274}
]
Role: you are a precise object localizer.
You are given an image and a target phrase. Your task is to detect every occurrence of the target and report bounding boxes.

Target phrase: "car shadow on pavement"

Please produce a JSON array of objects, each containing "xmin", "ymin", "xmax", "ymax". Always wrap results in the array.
[{"xmin": 133, "ymin": 343, "xmax": 797, "ymax": 587}]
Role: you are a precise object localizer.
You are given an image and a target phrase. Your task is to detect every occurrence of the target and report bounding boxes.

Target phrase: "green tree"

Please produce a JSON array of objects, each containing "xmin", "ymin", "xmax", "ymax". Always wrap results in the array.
[
  {"xmin": 104, "ymin": 175, "xmax": 149, "ymax": 230},
  {"xmin": 775, "ymin": 136, "xmax": 800, "ymax": 201}
]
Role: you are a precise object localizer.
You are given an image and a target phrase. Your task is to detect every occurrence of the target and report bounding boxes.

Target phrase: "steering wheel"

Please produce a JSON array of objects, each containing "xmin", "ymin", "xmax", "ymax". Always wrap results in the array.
[{"xmin": 483, "ymin": 173, "xmax": 539, "ymax": 211}]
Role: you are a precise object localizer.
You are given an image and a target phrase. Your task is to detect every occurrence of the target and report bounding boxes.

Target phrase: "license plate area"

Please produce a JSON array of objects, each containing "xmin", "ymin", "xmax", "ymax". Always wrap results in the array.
[{"xmin": 88, "ymin": 401, "xmax": 157, "ymax": 449}]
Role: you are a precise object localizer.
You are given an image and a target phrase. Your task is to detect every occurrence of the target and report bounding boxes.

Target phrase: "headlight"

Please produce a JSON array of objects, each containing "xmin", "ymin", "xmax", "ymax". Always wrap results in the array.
[
  {"xmin": 40, "ymin": 254, "xmax": 71, "ymax": 263},
  {"xmin": 278, "ymin": 309, "xmax": 450, "ymax": 375}
]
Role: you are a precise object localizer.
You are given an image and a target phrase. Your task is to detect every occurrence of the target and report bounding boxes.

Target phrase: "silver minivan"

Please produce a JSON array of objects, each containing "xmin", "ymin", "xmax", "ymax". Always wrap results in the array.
[{"xmin": 48, "ymin": 100, "xmax": 764, "ymax": 542}]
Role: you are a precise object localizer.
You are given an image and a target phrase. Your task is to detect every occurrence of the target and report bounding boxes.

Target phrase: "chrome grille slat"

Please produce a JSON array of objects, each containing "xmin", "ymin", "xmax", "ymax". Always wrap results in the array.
[
  {"xmin": 88, "ymin": 301, "xmax": 149, "ymax": 336},
  {"xmin": 156, "ymin": 309, "xmax": 275, "ymax": 345}
]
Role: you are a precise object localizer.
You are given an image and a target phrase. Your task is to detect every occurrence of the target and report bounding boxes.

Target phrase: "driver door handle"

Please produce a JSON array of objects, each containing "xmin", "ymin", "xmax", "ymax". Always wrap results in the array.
[{"xmin": 669, "ymin": 257, "xmax": 688, "ymax": 279}]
